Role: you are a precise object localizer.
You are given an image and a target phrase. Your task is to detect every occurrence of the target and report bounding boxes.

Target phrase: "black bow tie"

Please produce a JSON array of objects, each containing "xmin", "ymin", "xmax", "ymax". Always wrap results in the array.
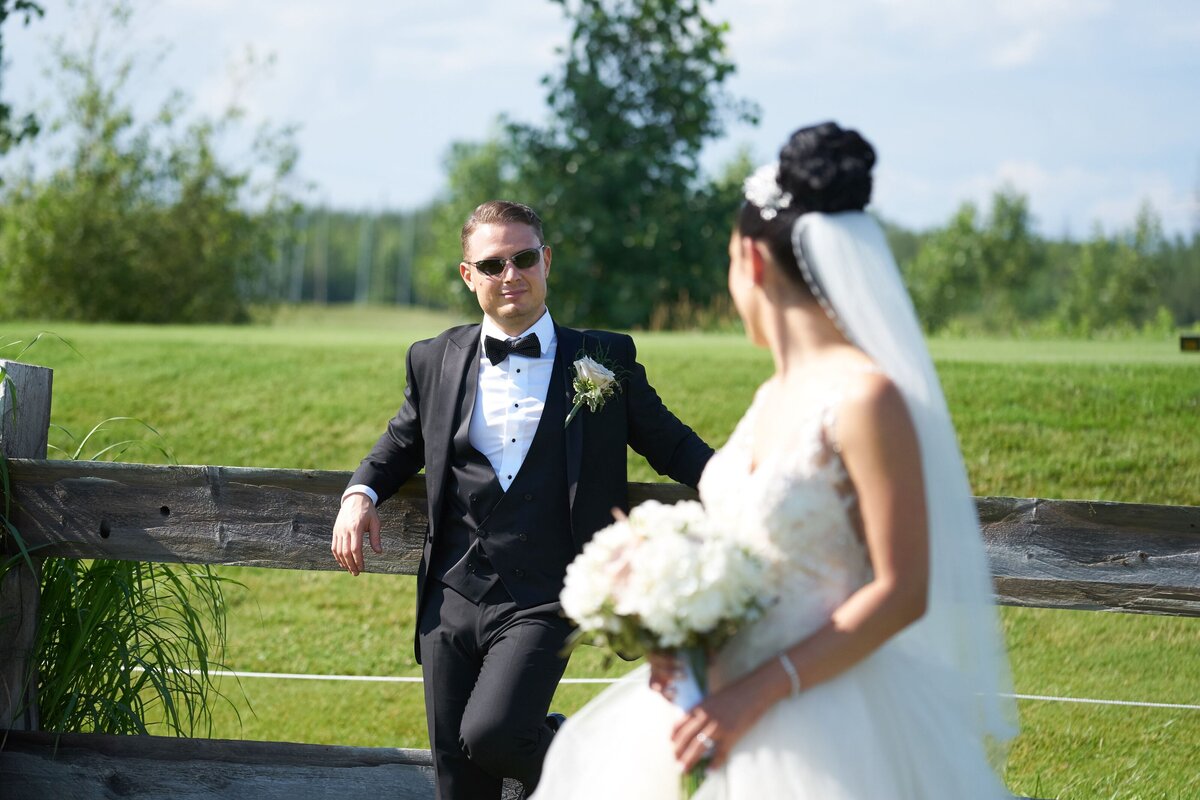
[{"xmin": 484, "ymin": 333, "xmax": 541, "ymax": 366}]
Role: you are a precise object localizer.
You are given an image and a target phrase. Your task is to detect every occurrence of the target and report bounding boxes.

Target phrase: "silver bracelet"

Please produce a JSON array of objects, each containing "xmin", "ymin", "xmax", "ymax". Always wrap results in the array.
[{"xmin": 778, "ymin": 653, "xmax": 801, "ymax": 697}]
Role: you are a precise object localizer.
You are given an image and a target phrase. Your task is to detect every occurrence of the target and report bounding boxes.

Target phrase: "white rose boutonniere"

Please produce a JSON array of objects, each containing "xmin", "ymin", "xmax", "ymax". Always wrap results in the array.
[{"xmin": 565, "ymin": 353, "xmax": 620, "ymax": 427}]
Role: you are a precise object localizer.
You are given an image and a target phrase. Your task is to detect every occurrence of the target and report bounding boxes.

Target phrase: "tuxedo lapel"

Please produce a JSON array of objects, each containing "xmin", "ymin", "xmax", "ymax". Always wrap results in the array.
[
  {"xmin": 556, "ymin": 325, "xmax": 585, "ymax": 512},
  {"xmin": 428, "ymin": 325, "xmax": 480, "ymax": 532}
]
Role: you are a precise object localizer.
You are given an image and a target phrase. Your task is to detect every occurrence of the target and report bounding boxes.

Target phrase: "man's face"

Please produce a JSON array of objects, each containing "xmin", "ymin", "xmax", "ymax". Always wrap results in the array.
[{"xmin": 460, "ymin": 222, "xmax": 551, "ymax": 335}]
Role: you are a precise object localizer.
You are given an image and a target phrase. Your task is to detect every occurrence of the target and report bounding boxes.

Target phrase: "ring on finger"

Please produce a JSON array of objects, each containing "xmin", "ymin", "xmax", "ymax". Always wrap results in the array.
[{"xmin": 695, "ymin": 731, "xmax": 716, "ymax": 756}]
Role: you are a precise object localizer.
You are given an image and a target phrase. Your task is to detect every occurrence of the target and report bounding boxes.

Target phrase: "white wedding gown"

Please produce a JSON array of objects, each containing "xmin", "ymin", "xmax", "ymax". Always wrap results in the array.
[{"xmin": 533, "ymin": 379, "xmax": 1013, "ymax": 799}]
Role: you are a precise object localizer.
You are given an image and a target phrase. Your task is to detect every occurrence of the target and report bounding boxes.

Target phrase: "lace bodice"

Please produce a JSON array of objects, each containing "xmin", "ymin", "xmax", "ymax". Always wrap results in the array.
[{"xmin": 698, "ymin": 378, "xmax": 874, "ymax": 684}]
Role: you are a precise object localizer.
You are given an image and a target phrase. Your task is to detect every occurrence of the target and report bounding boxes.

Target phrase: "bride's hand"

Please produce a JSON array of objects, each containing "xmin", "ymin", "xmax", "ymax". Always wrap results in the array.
[
  {"xmin": 670, "ymin": 681, "xmax": 769, "ymax": 772},
  {"xmin": 646, "ymin": 651, "xmax": 683, "ymax": 700}
]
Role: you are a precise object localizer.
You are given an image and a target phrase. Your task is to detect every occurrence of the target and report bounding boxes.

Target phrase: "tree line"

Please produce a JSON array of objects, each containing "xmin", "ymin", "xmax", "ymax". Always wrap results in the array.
[
  {"xmin": 892, "ymin": 191, "xmax": 1199, "ymax": 336},
  {"xmin": 1, "ymin": 0, "xmax": 1196, "ymax": 333},
  {"xmin": 261, "ymin": 191, "xmax": 1200, "ymax": 338}
]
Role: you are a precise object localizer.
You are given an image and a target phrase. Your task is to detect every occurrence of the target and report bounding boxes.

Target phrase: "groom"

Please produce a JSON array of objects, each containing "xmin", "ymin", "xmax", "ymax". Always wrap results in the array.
[{"xmin": 331, "ymin": 200, "xmax": 713, "ymax": 799}]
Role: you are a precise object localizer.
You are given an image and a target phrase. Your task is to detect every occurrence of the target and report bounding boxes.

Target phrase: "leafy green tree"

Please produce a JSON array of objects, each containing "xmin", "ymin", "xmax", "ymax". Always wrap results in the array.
[
  {"xmin": 978, "ymin": 189, "xmax": 1045, "ymax": 324},
  {"xmin": 0, "ymin": 1, "xmax": 43, "ymax": 154},
  {"xmin": 902, "ymin": 203, "xmax": 984, "ymax": 331},
  {"xmin": 514, "ymin": 0, "xmax": 757, "ymax": 327},
  {"xmin": 0, "ymin": 1, "xmax": 297, "ymax": 323},
  {"xmin": 1159, "ymin": 231, "xmax": 1200, "ymax": 327},
  {"xmin": 902, "ymin": 188, "xmax": 1048, "ymax": 333},
  {"xmin": 881, "ymin": 218, "xmax": 924, "ymax": 273},
  {"xmin": 1057, "ymin": 204, "xmax": 1173, "ymax": 335},
  {"xmin": 415, "ymin": 136, "xmax": 521, "ymax": 309},
  {"xmin": 428, "ymin": 0, "xmax": 757, "ymax": 328},
  {"xmin": 643, "ymin": 144, "xmax": 753, "ymax": 330},
  {"xmin": 1056, "ymin": 227, "xmax": 1112, "ymax": 335}
]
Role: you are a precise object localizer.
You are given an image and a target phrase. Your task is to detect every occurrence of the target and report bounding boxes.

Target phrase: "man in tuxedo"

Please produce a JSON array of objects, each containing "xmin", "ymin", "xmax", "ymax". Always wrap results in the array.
[{"xmin": 331, "ymin": 200, "xmax": 713, "ymax": 799}]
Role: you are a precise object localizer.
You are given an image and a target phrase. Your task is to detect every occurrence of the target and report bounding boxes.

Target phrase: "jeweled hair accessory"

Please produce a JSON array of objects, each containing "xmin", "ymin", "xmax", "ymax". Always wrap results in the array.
[{"xmin": 743, "ymin": 162, "xmax": 793, "ymax": 221}]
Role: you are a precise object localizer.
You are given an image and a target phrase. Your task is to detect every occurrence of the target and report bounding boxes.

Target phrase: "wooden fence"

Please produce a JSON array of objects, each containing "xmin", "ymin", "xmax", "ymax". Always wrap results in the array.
[{"xmin": 2, "ymin": 359, "xmax": 1198, "ymax": 798}]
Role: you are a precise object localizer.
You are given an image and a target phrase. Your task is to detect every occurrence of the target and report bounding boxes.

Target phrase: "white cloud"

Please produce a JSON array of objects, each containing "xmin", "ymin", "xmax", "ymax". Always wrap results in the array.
[
  {"xmin": 1085, "ymin": 174, "xmax": 1196, "ymax": 236},
  {"xmin": 722, "ymin": 0, "xmax": 1114, "ymax": 73},
  {"xmin": 5, "ymin": 0, "xmax": 1197, "ymax": 233},
  {"xmin": 873, "ymin": 156, "xmax": 1198, "ymax": 238},
  {"xmin": 989, "ymin": 29, "xmax": 1044, "ymax": 68},
  {"xmin": 912, "ymin": 159, "xmax": 1197, "ymax": 236},
  {"xmin": 995, "ymin": 0, "xmax": 1112, "ymax": 26},
  {"xmin": 167, "ymin": 0, "xmax": 243, "ymax": 11}
]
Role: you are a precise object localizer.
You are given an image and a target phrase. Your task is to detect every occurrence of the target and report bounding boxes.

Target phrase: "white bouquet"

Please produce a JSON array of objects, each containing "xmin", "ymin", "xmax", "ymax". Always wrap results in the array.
[
  {"xmin": 562, "ymin": 499, "xmax": 767, "ymax": 654},
  {"xmin": 560, "ymin": 499, "xmax": 770, "ymax": 795}
]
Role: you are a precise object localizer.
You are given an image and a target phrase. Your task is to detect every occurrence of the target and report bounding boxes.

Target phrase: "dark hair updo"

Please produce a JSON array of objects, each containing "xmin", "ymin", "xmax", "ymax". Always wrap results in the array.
[{"xmin": 738, "ymin": 121, "xmax": 876, "ymax": 287}]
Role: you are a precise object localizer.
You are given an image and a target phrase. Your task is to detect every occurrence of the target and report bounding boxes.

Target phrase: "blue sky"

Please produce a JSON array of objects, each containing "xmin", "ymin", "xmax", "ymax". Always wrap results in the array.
[{"xmin": 5, "ymin": 0, "xmax": 1199, "ymax": 236}]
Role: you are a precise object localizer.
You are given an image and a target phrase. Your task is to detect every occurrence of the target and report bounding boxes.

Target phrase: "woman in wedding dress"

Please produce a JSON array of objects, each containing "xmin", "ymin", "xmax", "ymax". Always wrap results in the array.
[{"xmin": 531, "ymin": 122, "xmax": 1017, "ymax": 799}]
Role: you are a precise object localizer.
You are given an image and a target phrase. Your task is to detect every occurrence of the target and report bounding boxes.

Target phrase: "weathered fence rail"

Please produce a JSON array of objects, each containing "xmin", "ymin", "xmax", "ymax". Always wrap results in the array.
[
  {"xmin": 4, "ymin": 458, "xmax": 1198, "ymax": 614},
  {"xmin": 2, "ymin": 359, "xmax": 1198, "ymax": 799},
  {"xmin": 0, "ymin": 731, "xmax": 439, "ymax": 800}
]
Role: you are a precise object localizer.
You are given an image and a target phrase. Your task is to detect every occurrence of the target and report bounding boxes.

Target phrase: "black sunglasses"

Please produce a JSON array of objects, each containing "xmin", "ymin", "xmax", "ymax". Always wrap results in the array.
[{"xmin": 467, "ymin": 246, "xmax": 546, "ymax": 277}]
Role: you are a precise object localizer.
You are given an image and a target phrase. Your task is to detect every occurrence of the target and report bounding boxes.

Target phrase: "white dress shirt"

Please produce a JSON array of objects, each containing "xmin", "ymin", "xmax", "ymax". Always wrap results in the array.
[
  {"xmin": 343, "ymin": 310, "xmax": 557, "ymax": 504},
  {"xmin": 471, "ymin": 310, "xmax": 557, "ymax": 491}
]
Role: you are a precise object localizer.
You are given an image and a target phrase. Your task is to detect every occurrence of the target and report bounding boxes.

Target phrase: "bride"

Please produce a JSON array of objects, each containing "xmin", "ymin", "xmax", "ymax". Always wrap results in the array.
[{"xmin": 531, "ymin": 122, "xmax": 1017, "ymax": 798}]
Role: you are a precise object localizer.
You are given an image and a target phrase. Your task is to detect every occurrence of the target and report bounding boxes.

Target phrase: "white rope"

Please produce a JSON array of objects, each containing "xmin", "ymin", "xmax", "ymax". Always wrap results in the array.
[
  {"xmin": 177, "ymin": 668, "xmax": 1200, "ymax": 711},
  {"xmin": 195, "ymin": 671, "xmax": 614, "ymax": 690},
  {"xmin": 1003, "ymin": 692, "xmax": 1200, "ymax": 711},
  {"xmin": 213, "ymin": 669, "xmax": 423, "ymax": 683}
]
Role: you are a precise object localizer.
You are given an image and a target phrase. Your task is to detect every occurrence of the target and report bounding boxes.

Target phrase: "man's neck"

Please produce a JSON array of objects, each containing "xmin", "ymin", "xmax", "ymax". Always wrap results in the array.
[{"xmin": 484, "ymin": 308, "xmax": 549, "ymax": 339}]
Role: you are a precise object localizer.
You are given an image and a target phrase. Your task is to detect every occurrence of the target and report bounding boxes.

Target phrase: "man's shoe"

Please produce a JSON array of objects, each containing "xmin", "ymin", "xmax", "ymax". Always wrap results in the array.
[{"xmin": 546, "ymin": 712, "xmax": 567, "ymax": 733}]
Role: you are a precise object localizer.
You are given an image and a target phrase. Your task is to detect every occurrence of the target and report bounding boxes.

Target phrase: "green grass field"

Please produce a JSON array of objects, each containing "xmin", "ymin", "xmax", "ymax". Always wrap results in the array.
[{"xmin": 4, "ymin": 307, "xmax": 1199, "ymax": 799}]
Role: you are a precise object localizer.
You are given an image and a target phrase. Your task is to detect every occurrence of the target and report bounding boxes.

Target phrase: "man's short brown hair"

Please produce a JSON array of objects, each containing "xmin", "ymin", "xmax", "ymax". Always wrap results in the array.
[{"xmin": 461, "ymin": 201, "xmax": 545, "ymax": 255}]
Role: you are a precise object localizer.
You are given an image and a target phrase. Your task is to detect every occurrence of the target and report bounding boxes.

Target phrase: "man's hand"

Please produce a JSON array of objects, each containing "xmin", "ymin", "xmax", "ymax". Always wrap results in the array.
[{"xmin": 331, "ymin": 492, "xmax": 382, "ymax": 576}]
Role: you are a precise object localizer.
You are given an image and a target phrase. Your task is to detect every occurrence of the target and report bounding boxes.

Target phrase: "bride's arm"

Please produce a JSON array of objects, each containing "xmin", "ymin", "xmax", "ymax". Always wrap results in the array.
[{"xmin": 672, "ymin": 373, "xmax": 930, "ymax": 770}]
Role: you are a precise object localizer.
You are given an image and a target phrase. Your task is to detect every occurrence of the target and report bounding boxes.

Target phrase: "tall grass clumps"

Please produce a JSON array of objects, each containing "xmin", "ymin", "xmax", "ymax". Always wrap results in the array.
[
  {"xmin": 34, "ymin": 559, "xmax": 233, "ymax": 736},
  {"xmin": 1, "ymin": 334, "xmax": 238, "ymax": 736}
]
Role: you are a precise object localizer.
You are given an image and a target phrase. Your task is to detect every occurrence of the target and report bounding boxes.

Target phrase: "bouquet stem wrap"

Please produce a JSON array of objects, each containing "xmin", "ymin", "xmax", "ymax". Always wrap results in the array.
[
  {"xmin": 673, "ymin": 646, "xmax": 708, "ymax": 712},
  {"xmin": 675, "ymin": 647, "xmax": 710, "ymax": 798}
]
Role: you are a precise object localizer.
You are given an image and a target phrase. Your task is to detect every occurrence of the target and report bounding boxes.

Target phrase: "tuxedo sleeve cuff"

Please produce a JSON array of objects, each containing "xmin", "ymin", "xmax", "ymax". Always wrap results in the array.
[{"xmin": 342, "ymin": 484, "xmax": 379, "ymax": 506}]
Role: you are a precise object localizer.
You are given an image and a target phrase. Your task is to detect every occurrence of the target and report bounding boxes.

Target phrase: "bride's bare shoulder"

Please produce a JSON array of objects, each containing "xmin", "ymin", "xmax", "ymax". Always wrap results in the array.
[{"xmin": 835, "ymin": 366, "xmax": 915, "ymax": 450}]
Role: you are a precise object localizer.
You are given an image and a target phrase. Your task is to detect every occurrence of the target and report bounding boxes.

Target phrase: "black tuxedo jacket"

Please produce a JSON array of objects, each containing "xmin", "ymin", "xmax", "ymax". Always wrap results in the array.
[{"xmin": 349, "ymin": 320, "xmax": 713, "ymax": 641}]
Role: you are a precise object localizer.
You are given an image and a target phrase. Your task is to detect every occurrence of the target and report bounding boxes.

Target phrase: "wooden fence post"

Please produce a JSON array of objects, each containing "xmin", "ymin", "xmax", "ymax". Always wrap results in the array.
[{"xmin": 0, "ymin": 359, "xmax": 53, "ymax": 731}]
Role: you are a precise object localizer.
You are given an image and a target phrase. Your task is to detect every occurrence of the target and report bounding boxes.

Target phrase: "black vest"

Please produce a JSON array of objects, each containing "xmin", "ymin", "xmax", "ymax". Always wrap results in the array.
[{"xmin": 431, "ymin": 355, "xmax": 575, "ymax": 608}]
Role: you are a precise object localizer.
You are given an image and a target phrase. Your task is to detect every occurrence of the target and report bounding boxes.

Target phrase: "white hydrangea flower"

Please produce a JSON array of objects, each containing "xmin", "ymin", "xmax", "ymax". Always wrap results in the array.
[{"xmin": 560, "ymin": 499, "xmax": 771, "ymax": 654}]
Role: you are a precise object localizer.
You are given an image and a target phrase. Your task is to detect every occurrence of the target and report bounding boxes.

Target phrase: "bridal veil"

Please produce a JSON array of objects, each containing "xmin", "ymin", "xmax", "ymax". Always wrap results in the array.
[{"xmin": 793, "ymin": 211, "xmax": 1019, "ymax": 759}]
